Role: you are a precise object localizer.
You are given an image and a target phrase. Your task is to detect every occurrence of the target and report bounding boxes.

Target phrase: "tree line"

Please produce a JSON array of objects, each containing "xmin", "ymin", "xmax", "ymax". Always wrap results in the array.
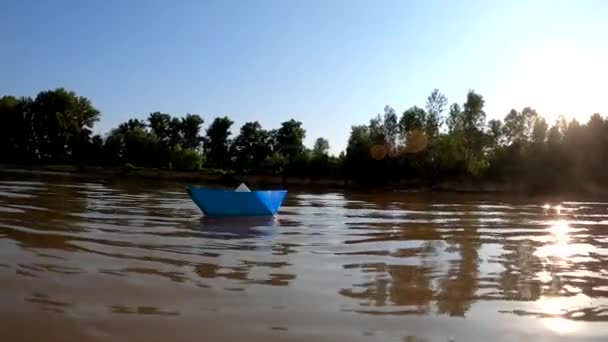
[
  {"xmin": 1, "ymin": 87, "xmax": 607, "ymax": 190},
  {"xmin": 0, "ymin": 88, "xmax": 339, "ymax": 177}
]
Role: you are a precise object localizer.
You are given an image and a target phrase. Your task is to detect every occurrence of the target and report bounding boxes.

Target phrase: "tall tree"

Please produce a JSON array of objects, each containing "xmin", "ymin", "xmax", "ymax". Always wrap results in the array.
[
  {"xmin": 148, "ymin": 112, "xmax": 172, "ymax": 147},
  {"xmin": 546, "ymin": 123, "xmax": 563, "ymax": 149},
  {"xmin": 383, "ymin": 105, "xmax": 399, "ymax": 151},
  {"xmin": 312, "ymin": 137, "xmax": 330, "ymax": 158},
  {"xmin": 0, "ymin": 96, "xmax": 32, "ymax": 161},
  {"xmin": 310, "ymin": 137, "xmax": 332, "ymax": 178},
  {"xmin": 29, "ymin": 88, "xmax": 100, "ymax": 162},
  {"xmin": 531, "ymin": 117, "xmax": 548, "ymax": 145},
  {"xmin": 458, "ymin": 90, "xmax": 487, "ymax": 174},
  {"xmin": 400, "ymin": 106, "xmax": 426, "ymax": 135},
  {"xmin": 462, "ymin": 90, "xmax": 486, "ymax": 134},
  {"xmin": 119, "ymin": 119, "xmax": 147, "ymax": 132},
  {"xmin": 446, "ymin": 103, "xmax": 463, "ymax": 133},
  {"xmin": 487, "ymin": 119, "xmax": 504, "ymax": 148},
  {"xmin": 399, "ymin": 106, "xmax": 428, "ymax": 155},
  {"xmin": 368, "ymin": 115, "xmax": 386, "ymax": 146},
  {"xmin": 345, "ymin": 125, "xmax": 372, "ymax": 178},
  {"xmin": 203, "ymin": 116, "xmax": 234, "ymax": 168},
  {"xmin": 276, "ymin": 119, "xmax": 306, "ymax": 160},
  {"xmin": 582, "ymin": 114, "xmax": 608, "ymax": 183},
  {"xmin": 167, "ymin": 117, "xmax": 183, "ymax": 148},
  {"xmin": 502, "ymin": 107, "xmax": 538, "ymax": 144},
  {"xmin": 104, "ymin": 119, "xmax": 160, "ymax": 167},
  {"xmin": 425, "ymin": 89, "xmax": 448, "ymax": 136},
  {"xmin": 230, "ymin": 121, "xmax": 271, "ymax": 170},
  {"xmin": 180, "ymin": 114, "xmax": 204, "ymax": 149}
]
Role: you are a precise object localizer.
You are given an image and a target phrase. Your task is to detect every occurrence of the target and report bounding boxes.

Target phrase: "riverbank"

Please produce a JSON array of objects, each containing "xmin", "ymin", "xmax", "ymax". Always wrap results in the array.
[
  {"xmin": 1, "ymin": 164, "xmax": 605, "ymax": 197},
  {"xmin": 0, "ymin": 164, "xmax": 348, "ymax": 190},
  {"xmin": 0, "ymin": 164, "xmax": 503, "ymax": 192}
]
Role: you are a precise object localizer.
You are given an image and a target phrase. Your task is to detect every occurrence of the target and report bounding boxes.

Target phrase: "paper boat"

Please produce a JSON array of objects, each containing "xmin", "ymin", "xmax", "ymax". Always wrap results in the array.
[{"xmin": 186, "ymin": 183, "xmax": 287, "ymax": 217}]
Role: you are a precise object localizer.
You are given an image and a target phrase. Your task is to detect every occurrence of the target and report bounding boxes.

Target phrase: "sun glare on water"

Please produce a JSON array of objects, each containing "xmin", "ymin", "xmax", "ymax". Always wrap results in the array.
[
  {"xmin": 542, "ymin": 315, "xmax": 584, "ymax": 334},
  {"xmin": 532, "ymin": 219, "xmax": 596, "ymax": 335}
]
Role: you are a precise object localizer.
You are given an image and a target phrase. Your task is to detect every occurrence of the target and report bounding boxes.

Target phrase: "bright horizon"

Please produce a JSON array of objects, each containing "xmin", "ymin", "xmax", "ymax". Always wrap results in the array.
[{"xmin": 2, "ymin": 0, "xmax": 607, "ymax": 154}]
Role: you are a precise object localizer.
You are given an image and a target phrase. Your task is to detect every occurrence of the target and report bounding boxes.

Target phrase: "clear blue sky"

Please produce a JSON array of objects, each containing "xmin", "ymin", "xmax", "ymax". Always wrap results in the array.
[{"xmin": 2, "ymin": 0, "xmax": 607, "ymax": 154}]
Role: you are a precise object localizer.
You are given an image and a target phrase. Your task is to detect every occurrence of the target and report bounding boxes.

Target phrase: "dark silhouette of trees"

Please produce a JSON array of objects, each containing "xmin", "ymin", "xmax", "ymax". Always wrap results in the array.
[
  {"xmin": 275, "ymin": 119, "xmax": 306, "ymax": 161},
  {"xmin": 181, "ymin": 114, "xmax": 204, "ymax": 149},
  {"xmin": 0, "ymin": 89, "xmax": 100, "ymax": 163},
  {"xmin": 2, "ymin": 86, "xmax": 608, "ymax": 191},
  {"xmin": 203, "ymin": 116, "xmax": 233, "ymax": 169},
  {"xmin": 230, "ymin": 121, "xmax": 272, "ymax": 172},
  {"xmin": 312, "ymin": 137, "xmax": 330, "ymax": 157}
]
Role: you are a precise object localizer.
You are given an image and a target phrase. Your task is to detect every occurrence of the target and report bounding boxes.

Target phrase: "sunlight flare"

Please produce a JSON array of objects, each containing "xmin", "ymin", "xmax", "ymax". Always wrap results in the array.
[{"xmin": 500, "ymin": 46, "xmax": 608, "ymax": 124}]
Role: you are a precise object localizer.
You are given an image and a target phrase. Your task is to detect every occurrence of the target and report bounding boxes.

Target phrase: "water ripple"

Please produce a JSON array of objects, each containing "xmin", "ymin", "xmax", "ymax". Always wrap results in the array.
[{"xmin": 1, "ymin": 177, "xmax": 608, "ymax": 340}]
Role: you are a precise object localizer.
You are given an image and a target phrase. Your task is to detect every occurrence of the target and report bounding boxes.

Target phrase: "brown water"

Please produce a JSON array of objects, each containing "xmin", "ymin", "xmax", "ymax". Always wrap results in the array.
[{"xmin": 1, "ymin": 174, "xmax": 607, "ymax": 342}]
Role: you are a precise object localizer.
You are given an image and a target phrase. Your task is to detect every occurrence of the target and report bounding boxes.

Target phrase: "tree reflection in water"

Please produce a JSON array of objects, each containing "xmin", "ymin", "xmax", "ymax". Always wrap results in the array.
[{"xmin": 337, "ymin": 200, "xmax": 608, "ymax": 322}]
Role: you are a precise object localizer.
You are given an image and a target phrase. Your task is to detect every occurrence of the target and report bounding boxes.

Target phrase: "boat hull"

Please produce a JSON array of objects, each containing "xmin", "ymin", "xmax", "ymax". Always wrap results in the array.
[{"xmin": 186, "ymin": 187, "xmax": 287, "ymax": 217}]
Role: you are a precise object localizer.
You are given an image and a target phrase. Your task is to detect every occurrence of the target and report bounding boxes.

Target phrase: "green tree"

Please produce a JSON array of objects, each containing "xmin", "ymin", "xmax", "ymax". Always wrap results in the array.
[
  {"xmin": 455, "ymin": 90, "xmax": 487, "ymax": 175},
  {"xmin": 230, "ymin": 121, "xmax": 271, "ymax": 171},
  {"xmin": 29, "ymin": 88, "xmax": 100, "ymax": 162},
  {"xmin": 345, "ymin": 125, "xmax": 373, "ymax": 178},
  {"xmin": 582, "ymin": 114, "xmax": 608, "ymax": 184},
  {"xmin": 368, "ymin": 115, "xmax": 386, "ymax": 145},
  {"xmin": 310, "ymin": 137, "xmax": 331, "ymax": 178},
  {"xmin": 123, "ymin": 127, "xmax": 160, "ymax": 166},
  {"xmin": 462, "ymin": 90, "xmax": 486, "ymax": 134},
  {"xmin": 400, "ymin": 106, "xmax": 426, "ymax": 135},
  {"xmin": 547, "ymin": 123, "xmax": 562, "ymax": 149},
  {"xmin": 10, "ymin": 86, "xmax": 608, "ymax": 193},
  {"xmin": 425, "ymin": 89, "xmax": 448, "ymax": 136},
  {"xmin": 262, "ymin": 151, "xmax": 286, "ymax": 174},
  {"xmin": 148, "ymin": 112, "xmax": 173, "ymax": 147},
  {"xmin": 180, "ymin": 114, "xmax": 204, "ymax": 149},
  {"xmin": 203, "ymin": 116, "xmax": 234, "ymax": 168},
  {"xmin": 276, "ymin": 119, "xmax": 306, "ymax": 161},
  {"xmin": 167, "ymin": 117, "xmax": 183, "ymax": 148},
  {"xmin": 0, "ymin": 96, "xmax": 32, "ymax": 161},
  {"xmin": 487, "ymin": 119, "xmax": 503, "ymax": 148},
  {"xmin": 120, "ymin": 118, "xmax": 147, "ymax": 132},
  {"xmin": 502, "ymin": 107, "xmax": 538, "ymax": 144},
  {"xmin": 312, "ymin": 137, "xmax": 330, "ymax": 158},
  {"xmin": 267, "ymin": 128, "xmax": 279, "ymax": 152},
  {"xmin": 88, "ymin": 135, "xmax": 105, "ymax": 159},
  {"xmin": 446, "ymin": 103, "xmax": 463, "ymax": 133},
  {"xmin": 383, "ymin": 105, "xmax": 399, "ymax": 151},
  {"xmin": 104, "ymin": 122, "xmax": 160, "ymax": 167},
  {"xmin": 170, "ymin": 146, "xmax": 202, "ymax": 171},
  {"xmin": 531, "ymin": 117, "xmax": 548, "ymax": 145},
  {"xmin": 285, "ymin": 149, "xmax": 312, "ymax": 177}
]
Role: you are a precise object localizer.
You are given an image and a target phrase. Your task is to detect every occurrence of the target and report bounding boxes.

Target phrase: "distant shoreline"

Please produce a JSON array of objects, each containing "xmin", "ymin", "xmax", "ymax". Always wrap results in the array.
[
  {"xmin": 0, "ymin": 163, "xmax": 510, "ymax": 193},
  {"xmin": 2, "ymin": 164, "xmax": 607, "ymax": 199}
]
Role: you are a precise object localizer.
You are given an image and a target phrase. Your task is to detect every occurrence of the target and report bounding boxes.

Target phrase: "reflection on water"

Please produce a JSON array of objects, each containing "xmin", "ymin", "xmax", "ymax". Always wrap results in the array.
[{"xmin": 1, "ymin": 174, "xmax": 608, "ymax": 341}]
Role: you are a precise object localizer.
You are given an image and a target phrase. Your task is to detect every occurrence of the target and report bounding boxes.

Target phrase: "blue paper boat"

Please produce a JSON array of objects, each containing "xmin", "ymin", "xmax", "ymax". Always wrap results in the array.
[{"xmin": 186, "ymin": 186, "xmax": 287, "ymax": 217}]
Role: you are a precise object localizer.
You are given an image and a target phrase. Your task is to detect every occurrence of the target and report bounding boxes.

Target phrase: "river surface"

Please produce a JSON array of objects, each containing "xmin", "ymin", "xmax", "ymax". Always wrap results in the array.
[{"xmin": 0, "ymin": 173, "xmax": 607, "ymax": 341}]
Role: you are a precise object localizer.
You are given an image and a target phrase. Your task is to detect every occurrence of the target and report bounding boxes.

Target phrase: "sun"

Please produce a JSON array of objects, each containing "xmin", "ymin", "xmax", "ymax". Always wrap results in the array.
[{"xmin": 498, "ymin": 45, "xmax": 608, "ymax": 125}]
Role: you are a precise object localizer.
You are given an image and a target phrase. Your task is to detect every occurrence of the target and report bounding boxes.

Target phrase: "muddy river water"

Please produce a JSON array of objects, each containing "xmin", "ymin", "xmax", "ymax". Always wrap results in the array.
[{"xmin": 0, "ymin": 173, "xmax": 607, "ymax": 341}]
